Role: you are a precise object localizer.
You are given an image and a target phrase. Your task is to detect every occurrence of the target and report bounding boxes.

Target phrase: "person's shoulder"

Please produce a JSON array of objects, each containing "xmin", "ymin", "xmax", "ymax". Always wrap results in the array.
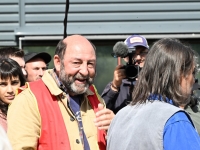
[
  {"xmin": 163, "ymin": 111, "xmax": 200, "ymax": 150},
  {"xmin": 11, "ymin": 83, "xmax": 37, "ymax": 109},
  {"xmin": 166, "ymin": 111, "xmax": 192, "ymax": 126},
  {"xmin": 42, "ymin": 69, "xmax": 63, "ymax": 95},
  {"xmin": 15, "ymin": 86, "xmax": 32, "ymax": 98},
  {"xmin": 101, "ymin": 81, "xmax": 112, "ymax": 95},
  {"xmin": 88, "ymin": 84, "xmax": 105, "ymax": 105}
]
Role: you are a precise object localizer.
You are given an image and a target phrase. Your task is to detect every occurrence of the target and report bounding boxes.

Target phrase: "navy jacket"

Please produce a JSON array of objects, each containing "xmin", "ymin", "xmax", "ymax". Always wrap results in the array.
[{"xmin": 101, "ymin": 79, "xmax": 136, "ymax": 114}]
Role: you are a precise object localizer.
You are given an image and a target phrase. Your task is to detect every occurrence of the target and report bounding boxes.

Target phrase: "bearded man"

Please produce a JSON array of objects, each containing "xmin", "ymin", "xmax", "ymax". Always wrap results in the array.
[{"xmin": 7, "ymin": 35, "xmax": 114, "ymax": 150}]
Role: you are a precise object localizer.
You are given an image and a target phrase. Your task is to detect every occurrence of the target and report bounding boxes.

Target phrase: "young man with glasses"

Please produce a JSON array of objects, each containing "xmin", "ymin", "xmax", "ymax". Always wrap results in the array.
[{"xmin": 101, "ymin": 34, "xmax": 149, "ymax": 114}]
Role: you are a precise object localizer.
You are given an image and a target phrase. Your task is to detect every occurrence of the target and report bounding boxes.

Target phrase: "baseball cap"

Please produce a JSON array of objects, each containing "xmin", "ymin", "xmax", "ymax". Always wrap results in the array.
[
  {"xmin": 124, "ymin": 34, "xmax": 149, "ymax": 49},
  {"xmin": 24, "ymin": 52, "xmax": 51, "ymax": 64}
]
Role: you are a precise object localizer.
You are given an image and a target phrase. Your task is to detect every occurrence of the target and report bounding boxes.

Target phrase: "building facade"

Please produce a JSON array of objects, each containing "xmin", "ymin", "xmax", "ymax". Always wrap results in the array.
[{"xmin": 0, "ymin": 0, "xmax": 200, "ymax": 92}]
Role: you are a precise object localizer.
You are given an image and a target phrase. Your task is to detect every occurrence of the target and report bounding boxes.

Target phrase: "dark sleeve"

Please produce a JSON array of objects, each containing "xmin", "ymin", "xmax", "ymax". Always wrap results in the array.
[{"xmin": 101, "ymin": 82, "xmax": 119, "ymax": 110}]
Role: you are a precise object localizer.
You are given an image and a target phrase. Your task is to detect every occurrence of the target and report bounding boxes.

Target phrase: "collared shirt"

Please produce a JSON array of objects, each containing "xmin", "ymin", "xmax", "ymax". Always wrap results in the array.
[
  {"xmin": 69, "ymin": 95, "xmax": 90, "ymax": 150},
  {"xmin": 50, "ymin": 69, "xmax": 90, "ymax": 150}
]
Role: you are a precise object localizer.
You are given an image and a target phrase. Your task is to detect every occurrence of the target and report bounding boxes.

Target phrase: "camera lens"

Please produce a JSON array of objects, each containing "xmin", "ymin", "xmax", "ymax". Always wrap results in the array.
[{"xmin": 125, "ymin": 65, "xmax": 139, "ymax": 80}]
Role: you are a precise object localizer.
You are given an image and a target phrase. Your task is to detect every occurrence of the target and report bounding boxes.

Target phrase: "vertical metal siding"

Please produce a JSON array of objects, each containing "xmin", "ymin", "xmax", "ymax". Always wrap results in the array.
[
  {"xmin": 0, "ymin": 0, "xmax": 200, "ymax": 46},
  {"xmin": 0, "ymin": 0, "xmax": 19, "ymax": 46}
]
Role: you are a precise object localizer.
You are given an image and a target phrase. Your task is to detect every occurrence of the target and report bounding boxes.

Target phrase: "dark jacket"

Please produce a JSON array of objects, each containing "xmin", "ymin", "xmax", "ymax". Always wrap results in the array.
[
  {"xmin": 101, "ymin": 79, "xmax": 136, "ymax": 114},
  {"xmin": 185, "ymin": 100, "xmax": 200, "ymax": 135}
]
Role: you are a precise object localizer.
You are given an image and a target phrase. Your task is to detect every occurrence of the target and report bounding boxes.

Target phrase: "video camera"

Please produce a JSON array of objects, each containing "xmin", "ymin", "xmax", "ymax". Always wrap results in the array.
[{"xmin": 112, "ymin": 41, "xmax": 141, "ymax": 80}]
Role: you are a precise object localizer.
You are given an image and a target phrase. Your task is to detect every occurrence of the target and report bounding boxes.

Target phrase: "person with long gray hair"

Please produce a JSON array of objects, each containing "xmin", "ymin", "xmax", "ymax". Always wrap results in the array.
[{"xmin": 107, "ymin": 38, "xmax": 200, "ymax": 150}]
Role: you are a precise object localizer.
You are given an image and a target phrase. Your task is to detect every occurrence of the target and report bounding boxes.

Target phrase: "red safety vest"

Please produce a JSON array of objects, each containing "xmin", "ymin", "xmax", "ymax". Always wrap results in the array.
[
  {"xmin": 24, "ymin": 80, "xmax": 106, "ymax": 150},
  {"xmin": 87, "ymin": 85, "xmax": 107, "ymax": 150}
]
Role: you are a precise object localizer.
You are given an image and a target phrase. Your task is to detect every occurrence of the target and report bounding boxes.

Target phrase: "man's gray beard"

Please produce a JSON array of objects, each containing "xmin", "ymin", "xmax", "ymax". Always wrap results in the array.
[{"xmin": 59, "ymin": 63, "xmax": 94, "ymax": 95}]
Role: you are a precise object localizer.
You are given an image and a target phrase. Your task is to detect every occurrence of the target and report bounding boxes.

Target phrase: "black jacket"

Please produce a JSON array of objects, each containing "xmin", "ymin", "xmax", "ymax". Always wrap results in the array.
[{"xmin": 101, "ymin": 79, "xmax": 136, "ymax": 114}]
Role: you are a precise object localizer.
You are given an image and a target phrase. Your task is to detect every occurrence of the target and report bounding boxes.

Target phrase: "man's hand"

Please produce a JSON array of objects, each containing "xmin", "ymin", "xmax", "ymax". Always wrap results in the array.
[
  {"xmin": 94, "ymin": 104, "xmax": 115, "ymax": 130},
  {"xmin": 111, "ymin": 65, "xmax": 126, "ymax": 90}
]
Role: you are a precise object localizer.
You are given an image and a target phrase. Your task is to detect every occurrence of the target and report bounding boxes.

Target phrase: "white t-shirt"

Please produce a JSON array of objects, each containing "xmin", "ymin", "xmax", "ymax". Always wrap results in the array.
[{"xmin": 0, "ymin": 125, "xmax": 12, "ymax": 150}]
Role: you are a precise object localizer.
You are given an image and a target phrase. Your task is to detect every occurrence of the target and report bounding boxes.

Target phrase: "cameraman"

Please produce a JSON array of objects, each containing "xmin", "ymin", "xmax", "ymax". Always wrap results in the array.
[{"xmin": 101, "ymin": 34, "xmax": 149, "ymax": 114}]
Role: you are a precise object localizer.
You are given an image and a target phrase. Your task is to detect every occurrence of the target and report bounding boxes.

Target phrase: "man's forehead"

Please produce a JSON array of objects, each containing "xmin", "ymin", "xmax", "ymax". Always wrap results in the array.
[
  {"xmin": 63, "ymin": 36, "xmax": 96, "ymax": 61},
  {"xmin": 64, "ymin": 52, "xmax": 96, "ymax": 60},
  {"xmin": 63, "ymin": 49, "xmax": 96, "ymax": 63},
  {"xmin": 66, "ymin": 42, "xmax": 95, "ymax": 51},
  {"xmin": 65, "ymin": 44, "xmax": 96, "ymax": 56}
]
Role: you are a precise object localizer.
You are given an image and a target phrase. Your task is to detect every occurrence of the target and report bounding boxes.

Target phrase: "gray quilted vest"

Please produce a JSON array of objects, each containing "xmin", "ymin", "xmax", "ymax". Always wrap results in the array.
[{"xmin": 107, "ymin": 100, "xmax": 185, "ymax": 150}]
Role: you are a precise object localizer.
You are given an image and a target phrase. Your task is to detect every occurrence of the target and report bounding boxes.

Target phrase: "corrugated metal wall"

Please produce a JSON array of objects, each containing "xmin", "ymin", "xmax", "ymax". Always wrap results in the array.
[
  {"xmin": 0, "ymin": 0, "xmax": 200, "ymax": 46},
  {"xmin": 0, "ymin": 0, "xmax": 19, "ymax": 46}
]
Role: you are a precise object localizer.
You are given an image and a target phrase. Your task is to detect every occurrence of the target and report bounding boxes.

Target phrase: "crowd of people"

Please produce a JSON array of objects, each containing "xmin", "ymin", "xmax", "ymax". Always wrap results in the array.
[{"xmin": 0, "ymin": 34, "xmax": 200, "ymax": 150}]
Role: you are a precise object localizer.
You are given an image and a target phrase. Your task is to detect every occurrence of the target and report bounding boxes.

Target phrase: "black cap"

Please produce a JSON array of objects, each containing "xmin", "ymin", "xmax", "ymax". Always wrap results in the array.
[{"xmin": 24, "ymin": 52, "xmax": 51, "ymax": 64}]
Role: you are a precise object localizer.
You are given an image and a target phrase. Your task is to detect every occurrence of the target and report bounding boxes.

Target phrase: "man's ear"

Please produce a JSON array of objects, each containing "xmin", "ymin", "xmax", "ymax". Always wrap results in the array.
[{"xmin": 54, "ymin": 55, "xmax": 61, "ymax": 72}]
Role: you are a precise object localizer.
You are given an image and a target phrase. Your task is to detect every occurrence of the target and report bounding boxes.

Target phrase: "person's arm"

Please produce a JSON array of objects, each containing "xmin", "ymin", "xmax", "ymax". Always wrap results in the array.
[
  {"xmin": 164, "ymin": 111, "xmax": 200, "ymax": 150},
  {"xmin": 101, "ymin": 82, "xmax": 120, "ymax": 109},
  {"xmin": 7, "ymin": 89, "xmax": 41, "ymax": 150},
  {"xmin": 101, "ymin": 65, "xmax": 126, "ymax": 110}
]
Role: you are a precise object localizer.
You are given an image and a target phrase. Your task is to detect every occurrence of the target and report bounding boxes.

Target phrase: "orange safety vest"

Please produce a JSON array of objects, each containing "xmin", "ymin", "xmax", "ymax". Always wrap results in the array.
[{"xmin": 24, "ymin": 80, "xmax": 106, "ymax": 150}]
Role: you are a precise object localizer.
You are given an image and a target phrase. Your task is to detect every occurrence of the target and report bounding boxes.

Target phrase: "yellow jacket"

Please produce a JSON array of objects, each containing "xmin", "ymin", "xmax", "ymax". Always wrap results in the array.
[{"xmin": 7, "ymin": 69, "xmax": 105, "ymax": 150}]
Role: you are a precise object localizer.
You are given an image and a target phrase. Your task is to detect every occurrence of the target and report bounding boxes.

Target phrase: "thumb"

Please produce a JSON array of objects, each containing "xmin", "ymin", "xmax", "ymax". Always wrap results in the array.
[{"xmin": 98, "ymin": 103, "xmax": 104, "ymax": 111}]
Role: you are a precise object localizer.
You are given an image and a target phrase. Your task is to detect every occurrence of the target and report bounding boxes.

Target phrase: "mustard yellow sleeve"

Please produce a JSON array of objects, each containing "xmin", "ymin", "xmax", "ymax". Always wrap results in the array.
[{"xmin": 7, "ymin": 89, "xmax": 41, "ymax": 150}]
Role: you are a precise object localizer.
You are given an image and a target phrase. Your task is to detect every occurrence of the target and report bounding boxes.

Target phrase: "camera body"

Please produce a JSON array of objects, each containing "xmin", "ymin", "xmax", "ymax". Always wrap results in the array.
[
  {"xmin": 124, "ymin": 64, "xmax": 140, "ymax": 80},
  {"xmin": 112, "ymin": 41, "xmax": 141, "ymax": 80},
  {"xmin": 121, "ymin": 47, "xmax": 140, "ymax": 80}
]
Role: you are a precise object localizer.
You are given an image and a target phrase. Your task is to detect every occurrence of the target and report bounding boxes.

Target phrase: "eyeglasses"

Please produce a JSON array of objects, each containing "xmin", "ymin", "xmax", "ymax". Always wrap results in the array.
[{"xmin": 132, "ymin": 50, "xmax": 148, "ymax": 57}]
